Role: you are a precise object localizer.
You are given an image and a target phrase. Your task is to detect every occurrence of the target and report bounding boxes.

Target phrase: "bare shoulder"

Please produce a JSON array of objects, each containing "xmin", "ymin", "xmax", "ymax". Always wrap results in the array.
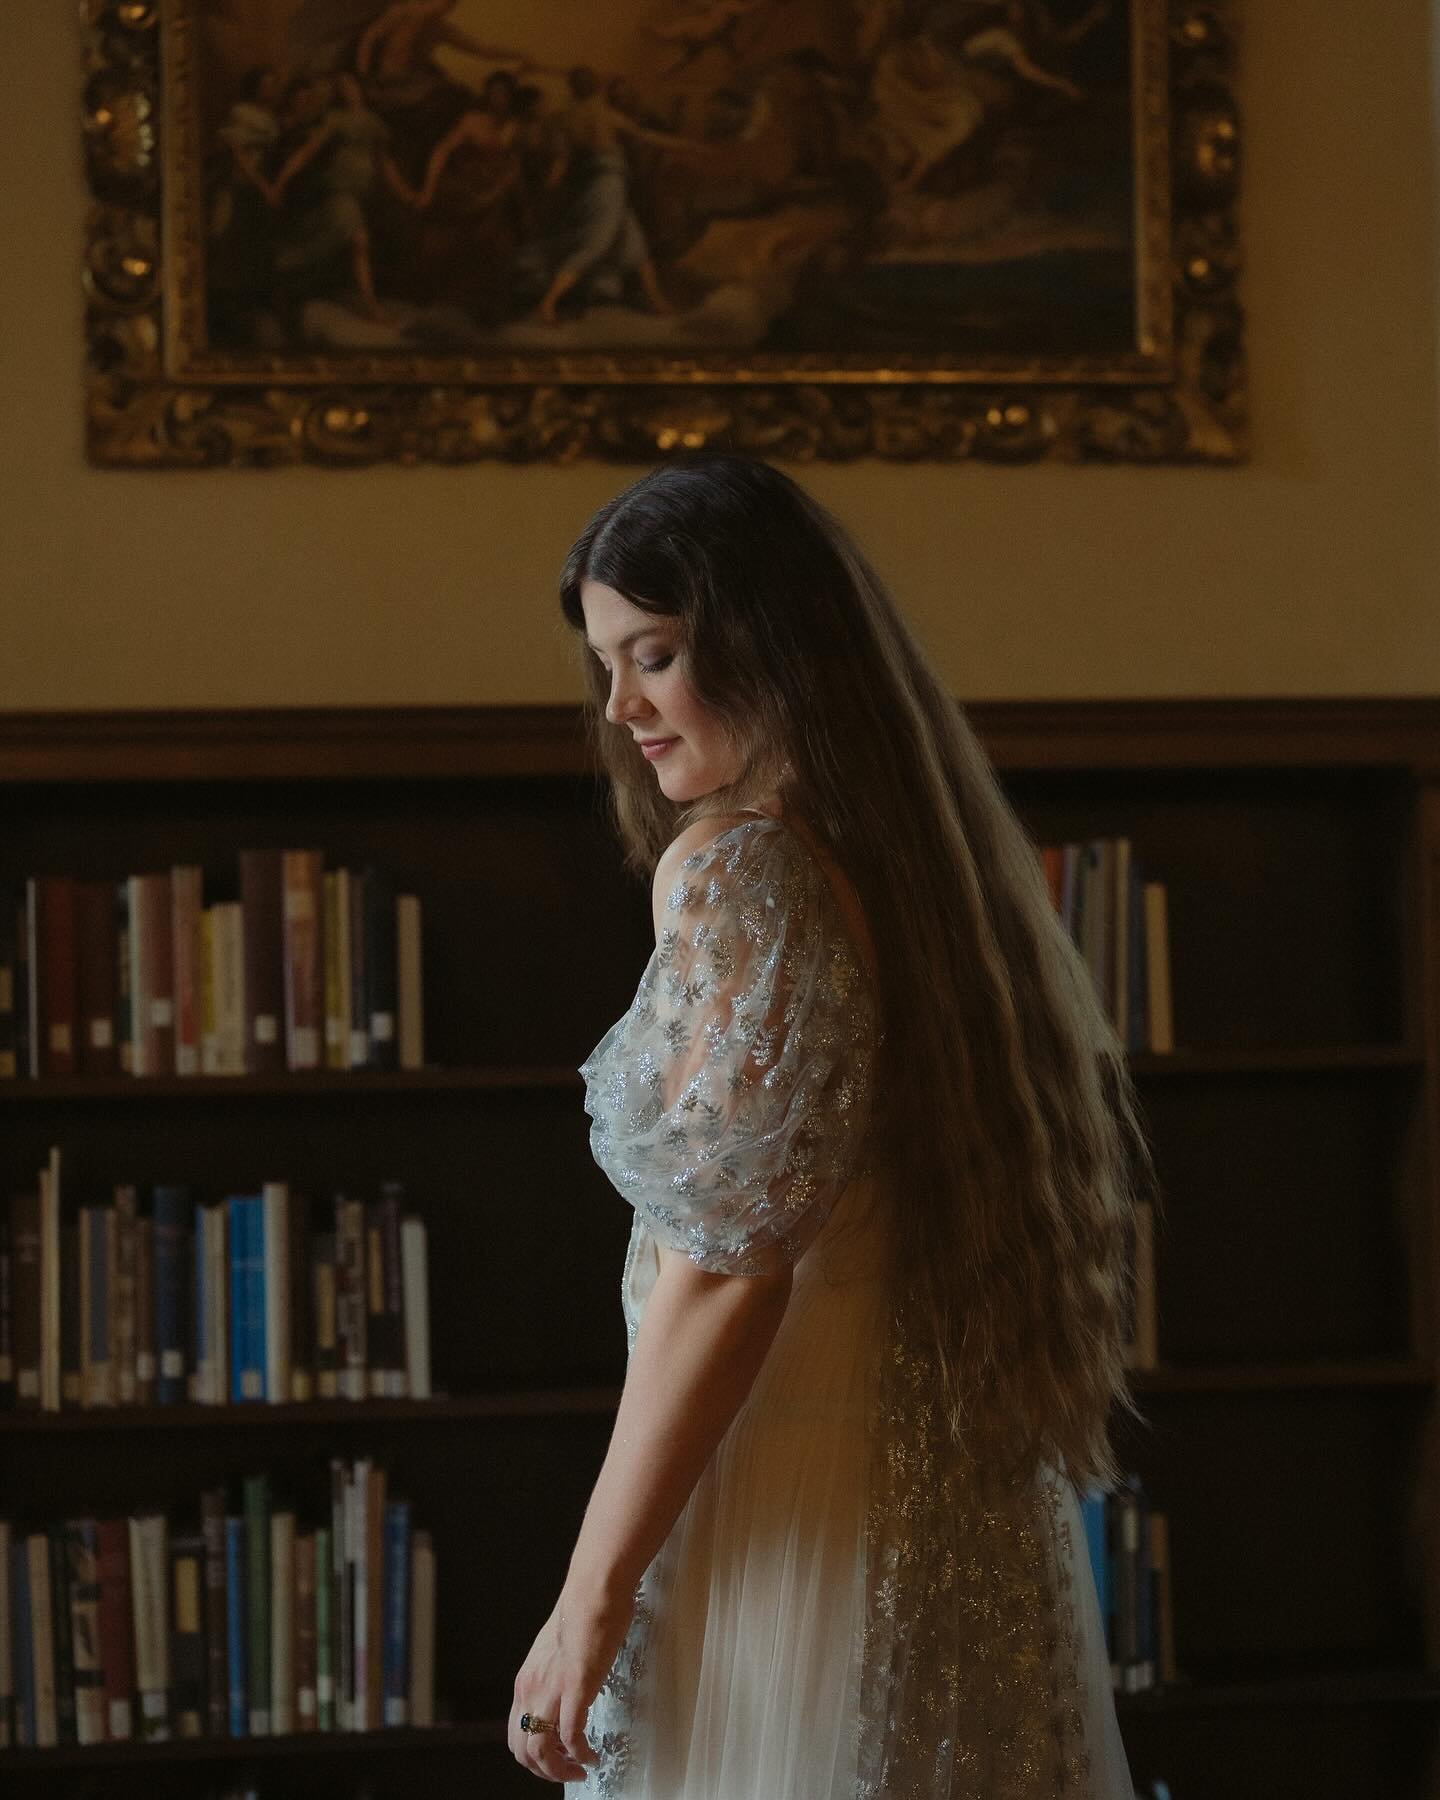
[{"xmin": 651, "ymin": 812, "xmax": 756, "ymax": 934}]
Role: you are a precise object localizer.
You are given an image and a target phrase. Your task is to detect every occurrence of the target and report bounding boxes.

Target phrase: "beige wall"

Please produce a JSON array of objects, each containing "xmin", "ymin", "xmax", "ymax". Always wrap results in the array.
[{"xmin": 1, "ymin": 1, "xmax": 1436, "ymax": 711}]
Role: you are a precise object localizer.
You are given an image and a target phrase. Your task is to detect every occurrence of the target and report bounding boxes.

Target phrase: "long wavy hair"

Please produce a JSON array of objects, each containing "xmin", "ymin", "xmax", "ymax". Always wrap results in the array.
[{"xmin": 559, "ymin": 452, "xmax": 1159, "ymax": 1494}]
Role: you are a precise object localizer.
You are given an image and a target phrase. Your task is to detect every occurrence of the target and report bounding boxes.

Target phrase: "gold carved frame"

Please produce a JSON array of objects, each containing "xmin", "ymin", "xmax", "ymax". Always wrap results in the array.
[{"xmin": 82, "ymin": 0, "xmax": 1244, "ymax": 466}]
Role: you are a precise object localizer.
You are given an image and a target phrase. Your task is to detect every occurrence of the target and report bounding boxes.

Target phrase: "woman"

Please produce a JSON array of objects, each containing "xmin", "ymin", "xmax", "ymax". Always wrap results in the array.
[{"xmin": 510, "ymin": 453, "xmax": 1153, "ymax": 1797}]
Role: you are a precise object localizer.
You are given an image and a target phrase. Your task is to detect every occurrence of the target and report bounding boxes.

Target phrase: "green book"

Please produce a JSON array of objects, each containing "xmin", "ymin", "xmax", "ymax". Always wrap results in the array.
[
  {"xmin": 315, "ymin": 1524, "xmax": 333, "ymax": 1732},
  {"xmin": 242, "ymin": 1473, "xmax": 271, "ymax": 1734}
]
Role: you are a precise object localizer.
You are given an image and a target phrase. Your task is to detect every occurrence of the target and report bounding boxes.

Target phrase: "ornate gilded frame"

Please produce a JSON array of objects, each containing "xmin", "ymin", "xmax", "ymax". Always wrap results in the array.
[{"xmin": 82, "ymin": 0, "xmax": 1243, "ymax": 465}]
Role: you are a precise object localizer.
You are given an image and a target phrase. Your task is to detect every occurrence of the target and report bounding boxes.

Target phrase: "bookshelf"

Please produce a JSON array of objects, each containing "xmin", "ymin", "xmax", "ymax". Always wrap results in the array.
[{"xmin": 2, "ymin": 699, "xmax": 1438, "ymax": 1800}]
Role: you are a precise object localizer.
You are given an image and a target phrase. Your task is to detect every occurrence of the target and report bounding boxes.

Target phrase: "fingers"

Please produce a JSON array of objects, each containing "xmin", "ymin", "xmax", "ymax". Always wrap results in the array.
[
  {"xmin": 560, "ymin": 1693, "xmax": 599, "ymax": 1770},
  {"xmin": 511, "ymin": 1704, "xmax": 593, "ymax": 1785}
]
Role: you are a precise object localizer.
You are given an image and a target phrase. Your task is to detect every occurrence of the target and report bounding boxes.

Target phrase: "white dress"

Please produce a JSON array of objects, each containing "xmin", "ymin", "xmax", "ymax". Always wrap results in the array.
[{"xmin": 574, "ymin": 815, "xmax": 1134, "ymax": 1800}]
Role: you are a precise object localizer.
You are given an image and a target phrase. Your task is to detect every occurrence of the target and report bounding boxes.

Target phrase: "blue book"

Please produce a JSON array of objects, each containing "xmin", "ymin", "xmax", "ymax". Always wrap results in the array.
[
  {"xmin": 381, "ymin": 1499, "xmax": 411, "ymax": 1726},
  {"xmin": 225, "ymin": 1513, "xmax": 248, "ymax": 1737},
  {"xmin": 228, "ymin": 1196, "xmax": 265, "ymax": 1402},
  {"xmin": 251, "ymin": 1194, "xmax": 268, "ymax": 1403},
  {"xmin": 1077, "ymin": 1482, "xmax": 1111, "ymax": 1660},
  {"xmin": 154, "ymin": 1186, "xmax": 190, "ymax": 1404},
  {"xmin": 11, "ymin": 1535, "xmax": 34, "ymax": 1747}
]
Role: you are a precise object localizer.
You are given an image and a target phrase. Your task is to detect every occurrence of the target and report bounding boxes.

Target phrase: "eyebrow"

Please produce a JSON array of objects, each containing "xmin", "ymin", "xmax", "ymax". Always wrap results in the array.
[{"xmin": 583, "ymin": 625, "xmax": 669, "ymax": 655}]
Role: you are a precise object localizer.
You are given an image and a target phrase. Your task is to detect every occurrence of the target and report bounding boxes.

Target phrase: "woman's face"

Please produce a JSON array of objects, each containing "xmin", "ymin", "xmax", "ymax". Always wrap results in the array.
[{"xmin": 580, "ymin": 579, "xmax": 742, "ymax": 803}]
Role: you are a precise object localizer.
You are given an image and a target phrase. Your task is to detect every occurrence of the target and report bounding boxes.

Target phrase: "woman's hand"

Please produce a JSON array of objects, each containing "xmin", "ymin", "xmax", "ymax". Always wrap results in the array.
[{"xmin": 509, "ymin": 1586, "xmax": 632, "ymax": 1784}]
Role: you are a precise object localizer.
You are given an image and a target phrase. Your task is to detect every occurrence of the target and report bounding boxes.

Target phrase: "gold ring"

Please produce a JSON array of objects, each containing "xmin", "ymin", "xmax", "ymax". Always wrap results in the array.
[{"xmin": 521, "ymin": 1712, "xmax": 556, "ymax": 1734}]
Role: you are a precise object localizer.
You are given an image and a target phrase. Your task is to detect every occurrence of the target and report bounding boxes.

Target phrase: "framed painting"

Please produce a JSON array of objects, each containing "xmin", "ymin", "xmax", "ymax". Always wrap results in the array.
[{"xmin": 82, "ymin": 0, "xmax": 1243, "ymax": 465}]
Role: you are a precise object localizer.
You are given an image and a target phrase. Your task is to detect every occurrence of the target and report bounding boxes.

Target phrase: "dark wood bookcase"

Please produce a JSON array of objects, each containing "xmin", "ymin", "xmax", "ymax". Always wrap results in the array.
[{"xmin": 1, "ymin": 699, "xmax": 1438, "ymax": 1800}]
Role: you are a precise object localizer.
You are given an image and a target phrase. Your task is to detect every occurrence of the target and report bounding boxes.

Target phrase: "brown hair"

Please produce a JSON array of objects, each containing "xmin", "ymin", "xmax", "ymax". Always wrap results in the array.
[{"xmin": 559, "ymin": 452, "xmax": 1158, "ymax": 1492}]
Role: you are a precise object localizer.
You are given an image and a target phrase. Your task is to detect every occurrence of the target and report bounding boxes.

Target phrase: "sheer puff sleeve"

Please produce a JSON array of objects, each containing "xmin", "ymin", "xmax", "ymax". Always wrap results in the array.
[{"xmin": 579, "ymin": 816, "xmax": 878, "ymax": 1277}]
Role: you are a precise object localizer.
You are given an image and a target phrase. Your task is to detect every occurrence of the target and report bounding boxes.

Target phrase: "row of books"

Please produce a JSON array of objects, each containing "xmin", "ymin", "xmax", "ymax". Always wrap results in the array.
[
  {"xmin": 1, "ymin": 852, "xmax": 424, "ymax": 1080},
  {"xmin": 1038, "ymin": 838, "xmax": 1175, "ymax": 1054},
  {"xmin": 0, "ymin": 1459, "xmax": 436, "ymax": 1751},
  {"xmin": 1079, "ymin": 1472, "xmax": 1175, "ymax": 1695},
  {"xmin": 2, "ymin": 1150, "xmax": 431, "ymax": 1413}
]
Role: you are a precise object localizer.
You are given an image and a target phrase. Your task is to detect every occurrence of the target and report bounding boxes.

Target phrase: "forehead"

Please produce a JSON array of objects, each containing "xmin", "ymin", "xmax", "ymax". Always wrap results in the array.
[{"xmin": 579, "ymin": 580, "xmax": 673, "ymax": 650}]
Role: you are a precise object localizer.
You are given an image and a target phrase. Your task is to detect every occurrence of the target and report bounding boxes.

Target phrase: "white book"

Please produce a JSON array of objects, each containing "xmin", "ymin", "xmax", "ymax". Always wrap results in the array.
[
  {"xmin": 401, "ymin": 1215, "xmax": 430, "ymax": 1401},
  {"xmin": 262, "ymin": 1182, "xmax": 291, "ymax": 1406},
  {"xmin": 409, "ymin": 1529, "xmax": 434, "ymax": 1729},
  {"xmin": 270, "ymin": 1510, "xmax": 296, "ymax": 1734},
  {"xmin": 397, "ymin": 893, "xmax": 424, "ymax": 1070},
  {"xmin": 40, "ymin": 1148, "xmax": 61, "ymax": 1414},
  {"xmin": 128, "ymin": 1514, "xmax": 170, "ymax": 1740}
]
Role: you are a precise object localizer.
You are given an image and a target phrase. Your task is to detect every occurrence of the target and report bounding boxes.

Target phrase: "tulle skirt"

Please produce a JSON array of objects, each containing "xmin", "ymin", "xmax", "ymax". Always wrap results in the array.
[{"xmin": 572, "ymin": 1181, "xmax": 1134, "ymax": 1799}]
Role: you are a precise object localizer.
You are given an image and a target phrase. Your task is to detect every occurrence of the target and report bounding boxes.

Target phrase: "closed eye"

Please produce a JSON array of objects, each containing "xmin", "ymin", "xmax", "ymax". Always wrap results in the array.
[{"xmin": 638, "ymin": 654, "xmax": 674, "ymax": 674}]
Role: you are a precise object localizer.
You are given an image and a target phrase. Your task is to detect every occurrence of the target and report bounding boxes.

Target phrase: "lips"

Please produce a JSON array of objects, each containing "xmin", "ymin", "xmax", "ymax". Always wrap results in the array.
[{"xmin": 638, "ymin": 737, "xmax": 678, "ymax": 760}]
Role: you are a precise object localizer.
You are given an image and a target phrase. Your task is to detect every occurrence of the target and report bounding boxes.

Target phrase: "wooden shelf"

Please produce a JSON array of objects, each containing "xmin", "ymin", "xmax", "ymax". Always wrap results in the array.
[
  {"xmin": 1115, "ymin": 1666, "xmax": 1440, "ymax": 1713},
  {"xmin": 0, "ymin": 1389, "xmax": 624, "ymax": 1433},
  {"xmin": 0, "ymin": 1721, "xmax": 503, "ymax": 1768},
  {"xmin": 0, "ymin": 1066, "xmax": 582, "ymax": 1101},
  {"xmin": 0, "ymin": 1044, "xmax": 1420, "ymax": 1101},
  {"xmin": 1130, "ymin": 1358, "xmax": 1434, "ymax": 1393}
]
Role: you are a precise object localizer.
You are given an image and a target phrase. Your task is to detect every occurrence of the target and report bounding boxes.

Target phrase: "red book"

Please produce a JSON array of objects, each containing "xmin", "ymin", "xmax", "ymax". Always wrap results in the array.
[
  {"xmin": 282, "ymin": 850, "xmax": 324, "ymax": 1072},
  {"xmin": 239, "ymin": 849, "xmax": 284, "ymax": 1075},
  {"xmin": 29, "ymin": 876, "xmax": 79, "ymax": 1077},
  {"xmin": 127, "ymin": 874, "xmax": 174, "ymax": 1077},
  {"xmin": 96, "ymin": 1517, "xmax": 136, "ymax": 1741},
  {"xmin": 171, "ymin": 866, "xmax": 204, "ymax": 1077},
  {"xmin": 76, "ymin": 880, "xmax": 119, "ymax": 1075}
]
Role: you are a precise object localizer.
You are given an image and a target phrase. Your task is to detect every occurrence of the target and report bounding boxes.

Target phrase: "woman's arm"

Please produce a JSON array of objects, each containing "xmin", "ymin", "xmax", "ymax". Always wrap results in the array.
[{"xmin": 509, "ymin": 1217, "xmax": 793, "ymax": 1783}]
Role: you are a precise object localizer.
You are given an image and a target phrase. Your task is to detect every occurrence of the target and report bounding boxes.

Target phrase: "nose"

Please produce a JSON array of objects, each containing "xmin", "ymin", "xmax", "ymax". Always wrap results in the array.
[{"xmin": 604, "ymin": 664, "xmax": 653, "ymax": 727}]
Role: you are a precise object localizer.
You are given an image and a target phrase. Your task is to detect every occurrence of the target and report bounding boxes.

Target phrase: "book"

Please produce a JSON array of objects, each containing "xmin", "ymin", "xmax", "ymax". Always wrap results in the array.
[
  {"xmin": 224, "ymin": 1511, "xmax": 247, "ymax": 1738},
  {"xmin": 200, "ymin": 1485, "xmax": 230, "ymax": 1738},
  {"xmin": 242, "ymin": 1472, "xmax": 271, "ymax": 1734},
  {"xmin": 171, "ymin": 865, "xmax": 205, "ymax": 1077},
  {"xmin": 282, "ymin": 850, "xmax": 324, "ymax": 1072},
  {"xmin": 239, "ymin": 849, "xmax": 284, "ymax": 1076},
  {"xmin": 76, "ymin": 878, "xmax": 119, "ymax": 1074},
  {"xmin": 128, "ymin": 1511, "xmax": 170, "ymax": 1740},
  {"xmin": 409, "ymin": 1528, "xmax": 434, "ymax": 1729},
  {"xmin": 95, "ymin": 1516, "xmax": 135, "ymax": 1739},
  {"xmin": 66, "ymin": 1519, "xmax": 107, "ymax": 1742},
  {"xmin": 401, "ymin": 1213, "xmax": 430, "ymax": 1402},
  {"xmin": 397, "ymin": 892, "xmax": 424, "ymax": 1070},
  {"xmin": 168, "ymin": 1529, "xmax": 207, "ymax": 1736},
  {"xmin": 128, "ymin": 873, "xmax": 175, "ymax": 1077},
  {"xmin": 269, "ymin": 1509, "xmax": 295, "ymax": 1734}
]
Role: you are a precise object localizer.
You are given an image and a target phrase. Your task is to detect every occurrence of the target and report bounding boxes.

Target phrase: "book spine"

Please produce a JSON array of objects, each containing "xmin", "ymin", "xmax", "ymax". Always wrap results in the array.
[
  {"xmin": 128, "ymin": 1513, "xmax": 170, "ymax": 1741},
  {"xmin": 201, "ymin": 1485, "xmax": 230, "ymax": 1738},
  {"xmin": 409, "ymin": 1528, "xmax": 434, "ymax": 1729},
  {"xmin": 95, "ymin": 1517, "xmax": 134, "ymax": 1740},
  {"xmin": 0, "ymin": 1211, "xmax": 12, "ymax": 1409},
  {"xmin": 239, "ymin": 850, "xmax": 284, "ymax": 1076},
  {"xmin": 295, "ymin": 1528, "xmax": 317, "ymax": 1731},
  {"xmin": 153, "ymin": 1187, "xmax": 189, "ymax": 1406},
  {"xmin": 168, "ymin": 1531, "xmax": 207, "ymax": 1736},
  {"xmin": 114, "ymin": 880, "xmax": 132, "ymax": 1075},
  {"xmin": 401, "ymin": 1214, "xmax": 430, "ymax": 1401},
  {"xmin": 334, "ymin": 1197, "xmax": 367, "ymax": 1402},
  {"xmin": 47, "ymin": 1522, "xmax": 77, "ymax": 1744},
  {"xmin": 365, "ymin": 1462, "xmax": 385, "ymax": 1731},
  {"xmin": 270, "ymin": 1510, "xmax": 295, "ymax": 1734},
  {"xmin": 397, "ymin": 893, "xmax": 424, "ymax": 1070},
  {"xmin": 362, "ymin": 866, "xmax": 398, "ymax": 1071},
  {"xmin": 139, "ymin": 872, "xmax": 176, "ymax": 1077},
  {"xmin": 65, "ymin": 1519, "xmax": 105, "ymax": 1742},
  {"xmin": 314, "ymin": 1228, "xmax": 338, "ymax": 1400},
  {"xmin": 224, "ymin": 1514, "xmax": 247, "ymax": 1738},
  {"xmin": 0, "ymin": 1518, "xmax": 13, "ymax": 1746},
  {"xmin": 171, "ymin": 865, "xmax": 205, "ymax": 1077},
  {"xmin": 200, "ymin": 906, "xmax": 220, "ymax": 1075},
  {"xmin": 323, "ymin": 870, "xmax": 351, "ymax": 1070},
  {"xmin": 28, "ymin": 1533, "xmax": 57, "ymax": 1746},
  {"xmin": 243, "ymin": 1473, "xmax": 271, "ymax": 1734},
  {"xmin": 135, "ymin": 1214, "xmax": 156, "ymax": 1405},
  {"xmin": 76, "ymin": 879, "xmax": 119, "ymax": 1075},
  {"xmin": 12, "ymin": 1534, "xmax": 34, "ymax": 1745},
  {"xmin": 347, "ymin": 868, "xmax": 370, "ymax": 1068},
  {"xmin": 288, "ymin": 1190, "xmax": 314, "ymax": 1402},
  {"xmin": 282, "ymin": 850, "xmax": 324, "ymax": 1072},
  {"xmin": 381, "ymin": 1499, "xmax": 410, "ymax": 1726},
  {"xmin": 10, "ymin": 1191, "xmax": 41, "ymax": 1410},
  {"xmin": 0, "ymin": 880, "xmax": 18, "ymax": 1079},
  {"xmin": 35, "ymin": 876, "xmax": 79, "ymax": 1078},
  {"xmin": 314, "ymin": 1522, "xmax": 332, "ymax": 1731},
  {"xmin": 112, "ymin": 1184, "xmax": 138, "ymax": 1405},
  {"xmin": 262, "ymin": 1182, "xmax": 291, "ymax": 1407}
]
